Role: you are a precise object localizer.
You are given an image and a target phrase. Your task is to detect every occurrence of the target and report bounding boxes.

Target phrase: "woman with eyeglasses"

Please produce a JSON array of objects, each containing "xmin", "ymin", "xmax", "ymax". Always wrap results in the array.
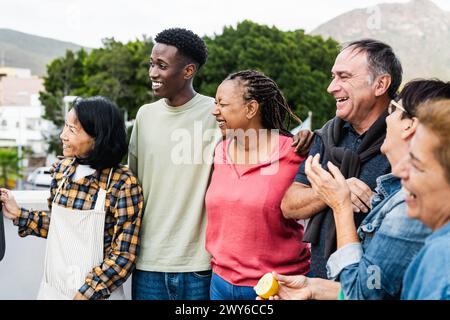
[
  {"xmin": 261, "ymin": 79, "xmax": 450, "ymax": 300},
  {"xmin": 0, "ymin": 96, "xmax": 144, "ymax": 300},
  {"xmin": 397, "ymin": 98, "xmax": 450, "ymax": 300}
]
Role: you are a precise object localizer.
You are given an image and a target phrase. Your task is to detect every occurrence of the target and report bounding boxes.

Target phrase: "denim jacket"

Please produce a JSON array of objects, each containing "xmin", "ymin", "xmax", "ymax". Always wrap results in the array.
[
  {"xmin": 401, "ymin": 221, "xmax": 450, "ymax": 300},
  {"xmin": 326, "ymin": 173, "xmax": 432, "ymax": 300}
]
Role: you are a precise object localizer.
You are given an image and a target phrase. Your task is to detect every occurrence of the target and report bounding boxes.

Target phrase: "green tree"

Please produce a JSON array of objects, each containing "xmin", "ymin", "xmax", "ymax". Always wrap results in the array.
[
  {"xmin": 40, "ymin": 49, "xmax": 87, "ymax": 127},
  {"xmin": 40, "ymin": 38, "xmax": 154, "ymax": 155},
  {"xmin": 41, "ymin": 21, "xmax": 340, "ymax": 137},
  {"xmin": 0, "ymin": 148, "xmax": 22, "ymax": 188},
  {"xmin": 82, "ymin": 38, "xmax": 153, "ymax": 119},
  {"xmin": 39, "ymin": 49, "xmax": 87, "ymax": 154},
  {"xmin": 196, "ymin": 20, "xmax": 339, "ymax": 129}
]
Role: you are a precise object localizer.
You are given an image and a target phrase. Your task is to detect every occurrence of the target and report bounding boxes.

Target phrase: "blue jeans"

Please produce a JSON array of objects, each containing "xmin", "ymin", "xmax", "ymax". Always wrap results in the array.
[
  {"xmin": 210, "ymin": 272, "xmax": 257, "ymax": 300},
  {"xmin": 132, "ymin": 269, "xmax": 212, "ymax": 300}
]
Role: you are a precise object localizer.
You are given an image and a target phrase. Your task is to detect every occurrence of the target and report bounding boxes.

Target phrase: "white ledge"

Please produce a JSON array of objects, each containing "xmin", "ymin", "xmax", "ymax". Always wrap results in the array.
[{"xmin": 11, "ymin": 190, "xmax": 50, "ymax": 211}]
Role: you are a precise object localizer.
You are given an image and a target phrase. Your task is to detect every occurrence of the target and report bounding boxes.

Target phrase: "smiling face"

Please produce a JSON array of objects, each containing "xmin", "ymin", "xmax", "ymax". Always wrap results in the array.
[
  {"xmin": 213, "ymin": 80, "xmax": 252, "ymax": 135},
  {"xmin": 148, "ymin": 43, "xmax": 189, "ymax": 101},
  {"xmin": 59, "ymin": 109, "xmax": 95, "ymax": 158},
  {"xmin": 396, "ymin": 124, "xmax": 450, "ymax": 230},
  {"xmin": 327, "ymin": 48, "xmax": 378, "ymax": 126},
  {"xmin": 380, "ymin": 99, "xmax": 415, "ymax": 166}
]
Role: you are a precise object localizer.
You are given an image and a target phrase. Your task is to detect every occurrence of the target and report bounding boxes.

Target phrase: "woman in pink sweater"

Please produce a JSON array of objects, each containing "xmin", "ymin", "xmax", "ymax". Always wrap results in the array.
[{"xmin": 206, "ymin": 70, "xmax": 310, "ymax": 300}]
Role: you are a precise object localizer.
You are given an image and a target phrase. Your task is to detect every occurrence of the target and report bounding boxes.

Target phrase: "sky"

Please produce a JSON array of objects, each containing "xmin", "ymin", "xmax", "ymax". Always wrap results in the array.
[{"xmin": 1, "ymin": 0, "xmax": 450, "ymax": 48}]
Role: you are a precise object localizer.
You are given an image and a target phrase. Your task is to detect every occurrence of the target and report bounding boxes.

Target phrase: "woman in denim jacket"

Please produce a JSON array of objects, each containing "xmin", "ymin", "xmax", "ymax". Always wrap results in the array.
[
  {"xmin": 398, "ymin": 98, "xmax": 450, "ymax": 300},
  {"xmin": 266, "ymin": 79, "xmax": 450, "ymax": 300}
]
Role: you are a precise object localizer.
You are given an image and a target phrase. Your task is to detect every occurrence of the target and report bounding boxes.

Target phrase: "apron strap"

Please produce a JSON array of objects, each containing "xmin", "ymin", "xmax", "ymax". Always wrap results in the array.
[
  {"xmin": 106, "ymin": 168, "xmax": 114, "ymax": 190},
  {"xmin": 94, "ymin": 168, "xmax": 113, "ymax": 212},
  {"xmin": 54, "ymin": 163, "xmax": 113, "ymax": 211},
  {"xmin": 53, "ymin": 158, "xmax": 76, "ymax": 203}
]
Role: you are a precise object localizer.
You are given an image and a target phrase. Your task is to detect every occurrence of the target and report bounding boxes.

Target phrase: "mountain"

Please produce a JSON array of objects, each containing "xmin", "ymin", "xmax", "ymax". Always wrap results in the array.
[
  {"xmin": 0, "ymin": 28, "xmax": 87, "ymax": 76},
  {"xmin": 2, "ymin": 0, "xmax": 449, "ymax": 80},
  {"xmin": 311, "ymin": 0, "xmax": 450, "ymax": 81}
]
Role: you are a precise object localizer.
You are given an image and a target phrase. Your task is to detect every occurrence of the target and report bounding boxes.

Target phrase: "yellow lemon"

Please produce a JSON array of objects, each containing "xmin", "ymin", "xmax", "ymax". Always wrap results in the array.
[{"xmin": 254, "ymin": 272, "xmax": 279, "ymax": 299}]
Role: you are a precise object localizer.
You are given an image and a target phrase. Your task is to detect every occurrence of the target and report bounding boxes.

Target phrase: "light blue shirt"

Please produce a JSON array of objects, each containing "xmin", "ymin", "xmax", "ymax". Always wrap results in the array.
[
  {"xmin": 401, "ymin": 221, "xmax": 450, "ymax": 300},
  {"xmin": 326, "ymin": 174, "xmax": 432, "ymax": 299}
]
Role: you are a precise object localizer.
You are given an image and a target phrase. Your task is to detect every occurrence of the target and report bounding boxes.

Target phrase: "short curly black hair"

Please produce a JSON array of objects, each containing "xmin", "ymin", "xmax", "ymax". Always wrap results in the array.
[{"xmin": 155, "ymin": 28, "xmax": 208, "ymax": 68}]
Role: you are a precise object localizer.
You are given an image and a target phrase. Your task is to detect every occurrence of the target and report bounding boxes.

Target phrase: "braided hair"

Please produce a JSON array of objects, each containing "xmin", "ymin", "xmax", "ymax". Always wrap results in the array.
[{"xmin": 225, "ymin": 70, "xmax": 301, "ymax": 137}]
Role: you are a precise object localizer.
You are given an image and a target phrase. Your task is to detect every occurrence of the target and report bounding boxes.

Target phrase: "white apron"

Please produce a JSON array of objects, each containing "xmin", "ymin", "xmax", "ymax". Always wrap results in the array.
[{"xmin": 37, "ymin": 168, "xmax": 126, "ymax": 300}]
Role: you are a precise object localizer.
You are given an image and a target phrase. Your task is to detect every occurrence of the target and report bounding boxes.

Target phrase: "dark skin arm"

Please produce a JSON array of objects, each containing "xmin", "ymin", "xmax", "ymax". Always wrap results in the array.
[{"xmin": 291, "ymin": 130, "xmax": 315, "ymax": 156}]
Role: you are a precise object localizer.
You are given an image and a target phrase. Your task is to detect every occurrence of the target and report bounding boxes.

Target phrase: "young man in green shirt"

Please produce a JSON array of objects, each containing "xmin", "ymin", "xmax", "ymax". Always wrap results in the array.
[{"xmin": 128, "ymin": 28, "xmax": 219, "ymax": 300}]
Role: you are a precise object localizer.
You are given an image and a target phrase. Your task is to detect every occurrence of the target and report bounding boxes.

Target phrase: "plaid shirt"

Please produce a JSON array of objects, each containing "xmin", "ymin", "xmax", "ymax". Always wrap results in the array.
[{"xmin": 14, "ymin": 158, "xmax": 143, "ymax": 300}]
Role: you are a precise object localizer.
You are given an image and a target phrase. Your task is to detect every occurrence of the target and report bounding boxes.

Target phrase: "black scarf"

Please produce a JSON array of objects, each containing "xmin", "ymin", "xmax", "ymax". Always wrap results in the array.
[{"xmin": 303, "ymin": 110, "xmax": 388, "ymax": 259}]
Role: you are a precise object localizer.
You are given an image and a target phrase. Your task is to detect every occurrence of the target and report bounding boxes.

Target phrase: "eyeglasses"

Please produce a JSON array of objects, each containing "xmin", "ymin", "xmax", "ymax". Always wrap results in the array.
[{"xmin": 388, "ymin": 100, "xmax": 409, "ymax": 115}]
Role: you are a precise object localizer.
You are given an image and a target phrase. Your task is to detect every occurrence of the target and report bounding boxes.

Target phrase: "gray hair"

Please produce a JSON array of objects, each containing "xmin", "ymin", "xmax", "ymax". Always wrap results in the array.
[{"xmin": 343, "ymin": 39, "xmax": 403, "ymax": 99}]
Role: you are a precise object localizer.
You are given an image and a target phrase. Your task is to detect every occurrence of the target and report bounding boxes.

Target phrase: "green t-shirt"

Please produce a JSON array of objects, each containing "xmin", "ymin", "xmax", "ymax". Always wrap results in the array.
[
  {"xmin": 338, "ymin": 287, "xmax": 345, "ymax": 300},
  {"xmin": 128, "ymin": 94, "xmax": 221, "ymax": 272}
]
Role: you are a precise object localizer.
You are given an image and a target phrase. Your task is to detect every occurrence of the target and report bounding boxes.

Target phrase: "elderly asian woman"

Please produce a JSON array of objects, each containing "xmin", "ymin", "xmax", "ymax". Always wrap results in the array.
[{"xmin": 0, "ymin": 96, "xmax": 143, "ymax": 300}]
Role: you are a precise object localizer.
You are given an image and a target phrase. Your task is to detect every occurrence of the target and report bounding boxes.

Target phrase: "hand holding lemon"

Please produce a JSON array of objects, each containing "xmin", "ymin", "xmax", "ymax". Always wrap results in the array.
[
  {"xmin": 254, "ymin": 272, "xmax": 279, "ymax": 299},
  {"xmin": 255, "ymin": 272, "xmax": 340, "ymax": 300}
]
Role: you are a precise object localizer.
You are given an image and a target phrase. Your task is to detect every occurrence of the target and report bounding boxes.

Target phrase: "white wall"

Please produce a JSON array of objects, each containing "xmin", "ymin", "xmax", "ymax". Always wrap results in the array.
[
  {"xmin": 0, "ymin": 191, "xmax": 133, "ymax": 300},
  {"xmin": 0, "ymin": 105, "xmax": 54, "ymax": 155}
]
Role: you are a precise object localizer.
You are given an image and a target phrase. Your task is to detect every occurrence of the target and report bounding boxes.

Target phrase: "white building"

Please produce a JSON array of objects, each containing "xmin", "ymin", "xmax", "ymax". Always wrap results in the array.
[
  {"xmin": 0, "ymin": 105, "xmax": 54, "ymax": 157},
  {"xmin": 0, "ymin": 68, "xmax": 55, "ymax": 169},
  {"xmin": 0, "ymin": 67, "xmax": 44, "ymax": 106}
]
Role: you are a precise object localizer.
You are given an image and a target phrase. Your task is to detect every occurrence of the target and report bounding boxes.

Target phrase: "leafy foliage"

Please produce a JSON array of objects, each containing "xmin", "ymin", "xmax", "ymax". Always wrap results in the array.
[
  {"xmin": 40, "ymin": 21, "xmax": 340, "ymax": 154},
  {"xmin": 0, "ymin": 148, "xmax": 22, "ymax": 188},
  {"xmin": 196, "ymin": 20, "xmax": 339, "ymax": 129}
]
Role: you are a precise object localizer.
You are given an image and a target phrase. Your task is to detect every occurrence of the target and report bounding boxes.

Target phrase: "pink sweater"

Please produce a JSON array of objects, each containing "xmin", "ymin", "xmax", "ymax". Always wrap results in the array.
[{"xmin": 205, "ymin": 135, "xmax": 310, "ymax": 286}]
